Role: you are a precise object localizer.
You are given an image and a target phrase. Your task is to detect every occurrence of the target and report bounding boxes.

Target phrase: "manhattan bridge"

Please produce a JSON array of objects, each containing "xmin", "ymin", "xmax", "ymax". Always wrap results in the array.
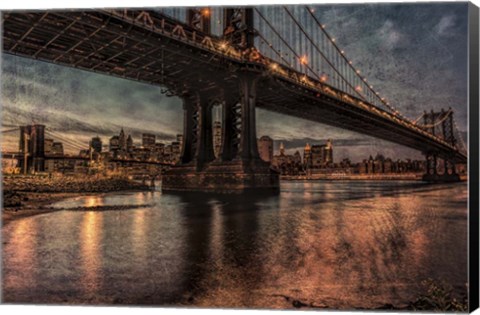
[{"xmin": 1, "ymin": 6, "xmax": 468, "ymax": 193}]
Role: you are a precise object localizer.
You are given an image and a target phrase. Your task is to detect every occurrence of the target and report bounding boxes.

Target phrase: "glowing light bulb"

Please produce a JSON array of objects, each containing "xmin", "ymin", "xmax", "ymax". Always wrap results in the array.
[
  {"xmin": 219, "ymin": 41, "xmax": 228, "ymax": 50},
  {"xmin": 202, "ymin": 8, "xmax": 210, "ymax": 16},
  {"xmin": 299, "ymin": 55, "xmax": 308, "ymax": 65}
]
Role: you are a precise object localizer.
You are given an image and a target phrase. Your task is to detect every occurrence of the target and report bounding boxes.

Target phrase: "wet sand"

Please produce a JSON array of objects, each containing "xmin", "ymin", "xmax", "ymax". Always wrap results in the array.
[{"xmin": 2, "ymin": 176, "xmax": 153, "ymax": 225}]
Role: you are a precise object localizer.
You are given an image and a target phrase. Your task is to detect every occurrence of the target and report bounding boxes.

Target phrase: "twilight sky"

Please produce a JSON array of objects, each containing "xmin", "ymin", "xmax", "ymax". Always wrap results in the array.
[{"xmin": 1, "ymin": 2, "xmax": 469, "ymax": 162}]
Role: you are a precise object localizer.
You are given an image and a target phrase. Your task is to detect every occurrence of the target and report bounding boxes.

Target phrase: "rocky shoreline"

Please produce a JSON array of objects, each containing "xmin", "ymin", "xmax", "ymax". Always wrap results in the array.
[{"xmin": 2, "ymin": 175, "xmax": 152, "ymax": 224}]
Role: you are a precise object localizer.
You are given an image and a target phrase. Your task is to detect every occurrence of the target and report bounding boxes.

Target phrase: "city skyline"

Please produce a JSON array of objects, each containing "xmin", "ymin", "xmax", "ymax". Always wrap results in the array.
[{"xmin": 1, "ymin": 3, "xmax": 469, "ymax": 162}]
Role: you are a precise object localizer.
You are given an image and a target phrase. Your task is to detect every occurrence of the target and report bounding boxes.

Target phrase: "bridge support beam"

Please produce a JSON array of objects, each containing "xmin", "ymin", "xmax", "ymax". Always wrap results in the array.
[
  {"xmin": 162, "ymin": 75, "xmax": 279, "ymax": 194},
  {"xmin": 422, "ymin": 152, "xmax": 460, "ymax": 182}
]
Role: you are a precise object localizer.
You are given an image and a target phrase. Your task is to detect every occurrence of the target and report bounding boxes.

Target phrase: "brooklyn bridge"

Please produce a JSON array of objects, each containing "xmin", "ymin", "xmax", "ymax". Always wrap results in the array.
[{"xmin": 1, "ymin": 7, "xmax": 468, "ymax": 192}]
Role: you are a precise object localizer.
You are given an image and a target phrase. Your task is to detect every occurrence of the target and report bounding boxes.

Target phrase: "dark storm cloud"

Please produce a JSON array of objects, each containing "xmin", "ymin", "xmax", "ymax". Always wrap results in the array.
[
  {"xmin": 309, "ymin": 3, "xmax": 468, "ymax": 126},
  {"xmin": 1, "ymin": 3, "xmax": 469, "ymax": 160}
]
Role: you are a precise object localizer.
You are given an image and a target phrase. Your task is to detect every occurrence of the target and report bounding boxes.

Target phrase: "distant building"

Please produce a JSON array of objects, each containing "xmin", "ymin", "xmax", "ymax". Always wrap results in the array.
[
  {"xmin": 127, "ymin": 135, "xmax": 133, "ymax": 153},
  {"xmin": 384, "ymin": 158, "xmax": 393, "ymax": 173},
  {"xmin": 44, "ymin": 138, "xmax": 54, "ymax": 155},
  {"xmin": 176, "ymin": 134, "xmax": 183, "ymax": 144},
  {"xmin": 142, "ymin": 133, "xmax": 156, "ymax": 148},
  {"xmin": 279, "ymin": 142, "xmax": 285, "ymax": 156},
  {"xmin": 109, "ymin": 135, "xmax": 120, "ymax": 152},
  {"xmin": 164, "ymin": 144, "xmax": 172, "ymax": 162},
  {"xmin": 355, "ymin": 153, "xmax": 425, "ymax": 174},
  {"xmin": 272, "ymin": 142, "xmax": 303, "ymax": 175},
  {"xmin": 154, "ymin": 143, "xmax": 165, "ymax": 157},
  {"xmin": 90, "ymin": 136, "xmax": 102, "ymax": 153},
  {"xmin": 171, "ymin": 141, "xmax": 181, "ymax": 163},
  {"xmin": 131, "ymin": 147, "xmax": 151, "ymax": 161},
  {"xmin": 119, "ymin": 128, "xmax": 127, "ymax": 151},
  {"xmin": 213, "ymin": 121, "xmax": 222, "ymax": 158},
  {"xmin": 303, "ymin": 143, "xmax": 312, "ymax": 169},
  {"xmin": 51, "ymin": 142, "xmax": 64, "ymax": 156},
  {"xmin": 309, "ymin": 139, "xmax": 333, "ymax": 168},
  {"xmin": 258, "ymin": 136, "xmax": 273, "ymax": 163}
]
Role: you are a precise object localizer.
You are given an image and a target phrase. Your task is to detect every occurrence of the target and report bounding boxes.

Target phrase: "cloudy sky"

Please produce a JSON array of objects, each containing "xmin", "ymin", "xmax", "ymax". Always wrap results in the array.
[{"xmin": 1, "ymin": 2, "xmax": 469, "ymax": 162}]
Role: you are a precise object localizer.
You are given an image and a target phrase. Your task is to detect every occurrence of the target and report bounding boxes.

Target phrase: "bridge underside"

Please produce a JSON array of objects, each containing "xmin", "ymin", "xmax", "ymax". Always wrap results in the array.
[{"xmin": 2, "ymin": 9, "xmax": 466, "ymax": 190}]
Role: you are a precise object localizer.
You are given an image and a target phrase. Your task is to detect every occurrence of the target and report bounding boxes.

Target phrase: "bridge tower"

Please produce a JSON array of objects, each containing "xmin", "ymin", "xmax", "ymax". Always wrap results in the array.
[
  {"xmin": 18, "ymin": 124, "xmax": 46, "ymax": 174},
  {"xmin": 161, "ymin": 7, "xmax": 278, "ymax": 194},
  {"xmin": 162, "ymin": 73, "xmax": 279, "ymax": 194},
  {"xmin": 223, "ymin": 8, "xmax": 255, "ymax": 50},
  {"xmin": 421, "ymin": 109, "xmax": 461, "ymax": 182},
  {"xmin": 187, "ymin": 7, "xmax": 211, "ymax": 33}
]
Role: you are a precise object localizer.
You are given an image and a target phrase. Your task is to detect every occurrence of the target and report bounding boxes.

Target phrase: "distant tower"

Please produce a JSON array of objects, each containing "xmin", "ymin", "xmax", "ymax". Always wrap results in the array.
[
  {"xmin": 109, "ymin": 136, "xmax": 120, "ymax": 152},
  {"xmin": 142, "ymin": 133, "xmax": 156, "ymax": 149},
  {"xmin": 258, "ymin": 136, "xmax": 273, "ymax": 163},
  {"xmin": 303, "ymin": 143, "xmax": 312, "ymax": 169},
  {"xmin": 119, "ymin": 128, "xmax": 127, "ymax": 151},
  {"xmin": 18, "ymin": 124, "xmax": 45, "ymax": 173},
  {"xmin": 126, "ymin": 135, "xmax": 133, "ymax": 153},
  {"xmin": 279, "ymin": 142, "xmax": 285, "ymax": 156},
  {"xmin": 90, "ymin": 136, "xmax": 102, "ymax": 153},
  {"xmin": 325, "ymin": 139, "xmax": 333, "ymax": 165}
]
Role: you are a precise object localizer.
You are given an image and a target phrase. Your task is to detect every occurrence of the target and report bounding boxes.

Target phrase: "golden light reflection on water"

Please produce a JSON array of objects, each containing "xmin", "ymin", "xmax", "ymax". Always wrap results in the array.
[
  {"xmin": 132, "ymin": 209, "xmax": 147, "ymax": 262},
  {"xmin": 209, "ymin": 202, "xmax": 224, "ymax": 263},
  {"xmin": 80, "ymin": 211, "xmax": 103, "ymax": 295},
  {"xmin": 2, "ymin": 182, "xmax": 468, "ymax": 308},
  {"xmin": 84, "ymin": 196, "xmax": 104, "ymax": 208},
  {"xmin": 4, "ymin": 219, "xmax": 38, "ymax": 289}
]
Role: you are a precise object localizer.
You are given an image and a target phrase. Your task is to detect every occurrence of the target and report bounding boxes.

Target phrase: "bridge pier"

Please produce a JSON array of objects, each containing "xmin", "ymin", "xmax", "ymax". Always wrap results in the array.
[
  {"xmin": 162, "ymin": 74, "xmax": 279, "ymax": 194},
  {"xmin": 422, "ymin": 152, "xmax": 460, "ymax": 182}
]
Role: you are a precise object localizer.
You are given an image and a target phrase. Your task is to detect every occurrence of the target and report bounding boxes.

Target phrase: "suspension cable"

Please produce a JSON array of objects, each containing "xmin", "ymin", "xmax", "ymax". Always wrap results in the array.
[
  {"xmin": 253, "ymin": 8, "xmax": 321, "ymax": 81},
  {"xmin": 283, "ymin": 6, "xmax": 367, "ymax": 102},
  {"xmin": 256, "ymin": 31, "xmax": 293, "ymax": 69},
  {"xmin": 420, "ymin": 109, "xmax": 453, "ymax": 128},
  {"xmin": 304, "ymin": 5, "xmax": 401, "ymax": 116},
  {"xmin": 1, "ymin": 128, "xmax": 20, "ymax": 134},
  {"xmin": 412, "ymin": 113, "xmax": 425, "ymax": 124}
]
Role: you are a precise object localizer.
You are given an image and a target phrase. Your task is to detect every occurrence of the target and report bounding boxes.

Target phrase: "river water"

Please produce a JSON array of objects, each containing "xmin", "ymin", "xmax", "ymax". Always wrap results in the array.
[{"xmin": 1, "ymin": 181, "xmax": 468, "ymax": 309}]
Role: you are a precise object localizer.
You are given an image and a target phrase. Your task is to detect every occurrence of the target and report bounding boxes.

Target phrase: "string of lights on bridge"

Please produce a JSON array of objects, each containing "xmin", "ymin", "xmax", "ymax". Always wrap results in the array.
[
  {"xmin": 143, "ymin": 7, "xmax": 462, "ymax": 151},
  {"xmin": 254, "ymin": 5, "xmax": 402, "ymax": 118}
]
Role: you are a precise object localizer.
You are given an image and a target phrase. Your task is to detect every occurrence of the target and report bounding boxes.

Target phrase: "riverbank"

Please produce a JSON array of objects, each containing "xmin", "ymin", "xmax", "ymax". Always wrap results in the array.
[
  {"xmin": 281, "ymin": 173, "xmax": 422, "ymax": 180},
  {"xmin": 2, "ymin": 175, "xmax": 152, "ymax": 224}
]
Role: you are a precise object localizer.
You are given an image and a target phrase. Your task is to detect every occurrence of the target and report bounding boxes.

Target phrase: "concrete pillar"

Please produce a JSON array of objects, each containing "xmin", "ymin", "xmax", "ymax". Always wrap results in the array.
[
  {"xmin": 194, "ymin": 93, "xmax": 215, "ymax": 166},
  {"xmin": 180, "ymin": 96, "xmax": 198, "ymax": 164},
  {"xmin": 220, "ymin": 95, "xmax": 240, "ymax": 161},
  {"xmin": 238, "ymin": 74, "xmax": 260, "ymax": 161}
]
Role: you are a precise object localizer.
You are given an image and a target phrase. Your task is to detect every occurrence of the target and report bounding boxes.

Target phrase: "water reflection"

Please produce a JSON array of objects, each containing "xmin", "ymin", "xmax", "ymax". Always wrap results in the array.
[
  {"xmin": 85, "ymin": 196, "xmax": 103, "ymax": 208},
  {"xmin": 80, "ymin": 211, "xmax": 103, "ymax": 296},
  {"xmin": 3, "ymin": 219, "xmax": 38, "ymax": 291},
  {"xmin": 2, "ymin": 181, "xmax": 468, "ymax": 309}
]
